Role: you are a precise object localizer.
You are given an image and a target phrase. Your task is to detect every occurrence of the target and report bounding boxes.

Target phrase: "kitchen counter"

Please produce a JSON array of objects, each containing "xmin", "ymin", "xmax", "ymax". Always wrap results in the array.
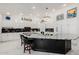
[
  {"xmin": 20, "ymin": 33, "xmax": 78, "ymax": 54},
  {"xmin": 22, "ymin": 33, "xmax": 78, "ymax": 40}
]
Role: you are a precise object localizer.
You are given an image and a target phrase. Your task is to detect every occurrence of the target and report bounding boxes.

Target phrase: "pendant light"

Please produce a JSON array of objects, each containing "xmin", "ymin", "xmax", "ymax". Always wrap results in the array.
[{"xmin": 40, "ymin": 7, "xmax": 51, "ymax": 23}]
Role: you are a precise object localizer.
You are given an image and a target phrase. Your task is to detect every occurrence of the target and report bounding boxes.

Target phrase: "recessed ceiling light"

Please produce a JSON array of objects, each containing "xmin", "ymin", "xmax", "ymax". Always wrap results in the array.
[
  {"xmin": 52, "ymin": 9, "xmax": 55, "ymax": 12},
  {"xmin": 32, "ymin": 6, "xmax": 36, "ymax": 9},
  {"xmin": 63, "ymin": 4, "xmax": 67, "ymax": 7},
  {"xmin": 6, "ymin": 12, "xmax": 10, "ymax": 15}
]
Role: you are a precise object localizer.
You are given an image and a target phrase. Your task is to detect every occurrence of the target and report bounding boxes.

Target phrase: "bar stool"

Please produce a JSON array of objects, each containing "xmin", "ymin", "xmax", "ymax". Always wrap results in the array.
[{"xmin": 23, "ymin": 35, "xmax": 32, "ymax": 54}]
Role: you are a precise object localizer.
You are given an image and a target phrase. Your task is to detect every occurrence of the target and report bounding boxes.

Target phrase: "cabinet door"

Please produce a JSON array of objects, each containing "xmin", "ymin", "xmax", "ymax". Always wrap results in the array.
[
  {"xmin": 33, "ymin": 39, "xmax": 44, "ymax": 49},
  {"xmin": 40, "ymin": 23, "xmax": 45, "ymax": 32},
  {"xmin": 33, "ymin": 39, "xmax": 56, "ymax": 51},
  {"xmin": 1, "ymin": 34, "xmax": 9, "ymax": 41},
  {"xmin": 55, "ymin": 40, "xmax": 65, "ymax": 50},
  {"xmin": 1, "ymin": 33, "xmax": 20, "ymax": 41},
  {"xmin": 57, "ymin": 23, "xmax": 62, "ymax": 34},
  {"xmin": 8, "ymin": 33, "xmax": 20, "ymax": 40}
]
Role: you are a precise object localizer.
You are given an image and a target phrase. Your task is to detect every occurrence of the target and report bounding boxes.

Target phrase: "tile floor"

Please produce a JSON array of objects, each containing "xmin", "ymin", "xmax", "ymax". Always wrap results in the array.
[{"xmin": 0, "ymin": 39, "xmax": 79, "ymax": 55}]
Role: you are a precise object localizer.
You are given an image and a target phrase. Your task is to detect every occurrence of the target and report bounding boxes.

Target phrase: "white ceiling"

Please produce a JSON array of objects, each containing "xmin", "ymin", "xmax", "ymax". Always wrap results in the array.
[
  {"xmin": 0, "ymin": 3, "xmax": 64, "ymax": 14},
  {"xmin": 0, "ymin": 3, "xmax": 78, "ymax": 16}
]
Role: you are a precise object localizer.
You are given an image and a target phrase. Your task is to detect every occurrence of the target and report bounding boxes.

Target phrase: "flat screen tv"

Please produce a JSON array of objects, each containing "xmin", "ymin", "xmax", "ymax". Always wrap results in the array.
[{"xmin": 67, "ymin": 7, "xmax": 77, "ymax": 18}]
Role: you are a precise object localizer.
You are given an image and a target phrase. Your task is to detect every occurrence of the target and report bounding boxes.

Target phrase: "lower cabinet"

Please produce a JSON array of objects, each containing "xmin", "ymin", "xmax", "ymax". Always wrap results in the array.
[
  {"xmin": 32, "ymin": 39, "xmax": 71, "ymax": 54},
  {"xmin": 1, "ymin": 33, "xmax": 20, "ymax": 41}
]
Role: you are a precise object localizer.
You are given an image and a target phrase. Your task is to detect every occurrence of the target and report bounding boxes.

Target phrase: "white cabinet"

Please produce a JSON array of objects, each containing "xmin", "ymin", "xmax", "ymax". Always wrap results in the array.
[
  {"xmin": 1, "ymin": 33, "xmax": 20, "ymax": 41},
  {"xmin": 40, "ymin": 23, "xmax": 45, "ymax": 32}
]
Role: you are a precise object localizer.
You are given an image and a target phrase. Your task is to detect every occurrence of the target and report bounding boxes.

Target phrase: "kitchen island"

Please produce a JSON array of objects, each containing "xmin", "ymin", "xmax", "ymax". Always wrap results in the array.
[{"xmin": 22, "ymin": 33, "xmax": 77, "ymax": 54}]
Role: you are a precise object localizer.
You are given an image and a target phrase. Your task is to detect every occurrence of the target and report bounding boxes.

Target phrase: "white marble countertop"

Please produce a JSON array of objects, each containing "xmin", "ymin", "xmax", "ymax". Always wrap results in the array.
[{"xmin": 21, "ymin": 33, "xmax": 79, "ymax": 40}]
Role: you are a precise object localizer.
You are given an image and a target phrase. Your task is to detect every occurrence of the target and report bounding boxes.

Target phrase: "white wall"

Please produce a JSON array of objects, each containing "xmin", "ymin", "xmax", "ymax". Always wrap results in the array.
[
  {"xmin": 1, "ymin": 14, "xmax": 33, "ymax": 28},
  {"xmin": 44, "ymin": 5, "xmax": 79, "ymax": 36},
  {"xmin": 0, "ymin": 14, "xmax": 2, "ymax": 41}
]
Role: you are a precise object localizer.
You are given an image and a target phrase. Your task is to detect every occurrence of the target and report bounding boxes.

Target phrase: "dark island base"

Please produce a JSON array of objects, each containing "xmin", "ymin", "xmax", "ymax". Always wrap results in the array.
[{"xmin": 32, "ymin": 39, "xmax": 71, "ymax": 54}]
